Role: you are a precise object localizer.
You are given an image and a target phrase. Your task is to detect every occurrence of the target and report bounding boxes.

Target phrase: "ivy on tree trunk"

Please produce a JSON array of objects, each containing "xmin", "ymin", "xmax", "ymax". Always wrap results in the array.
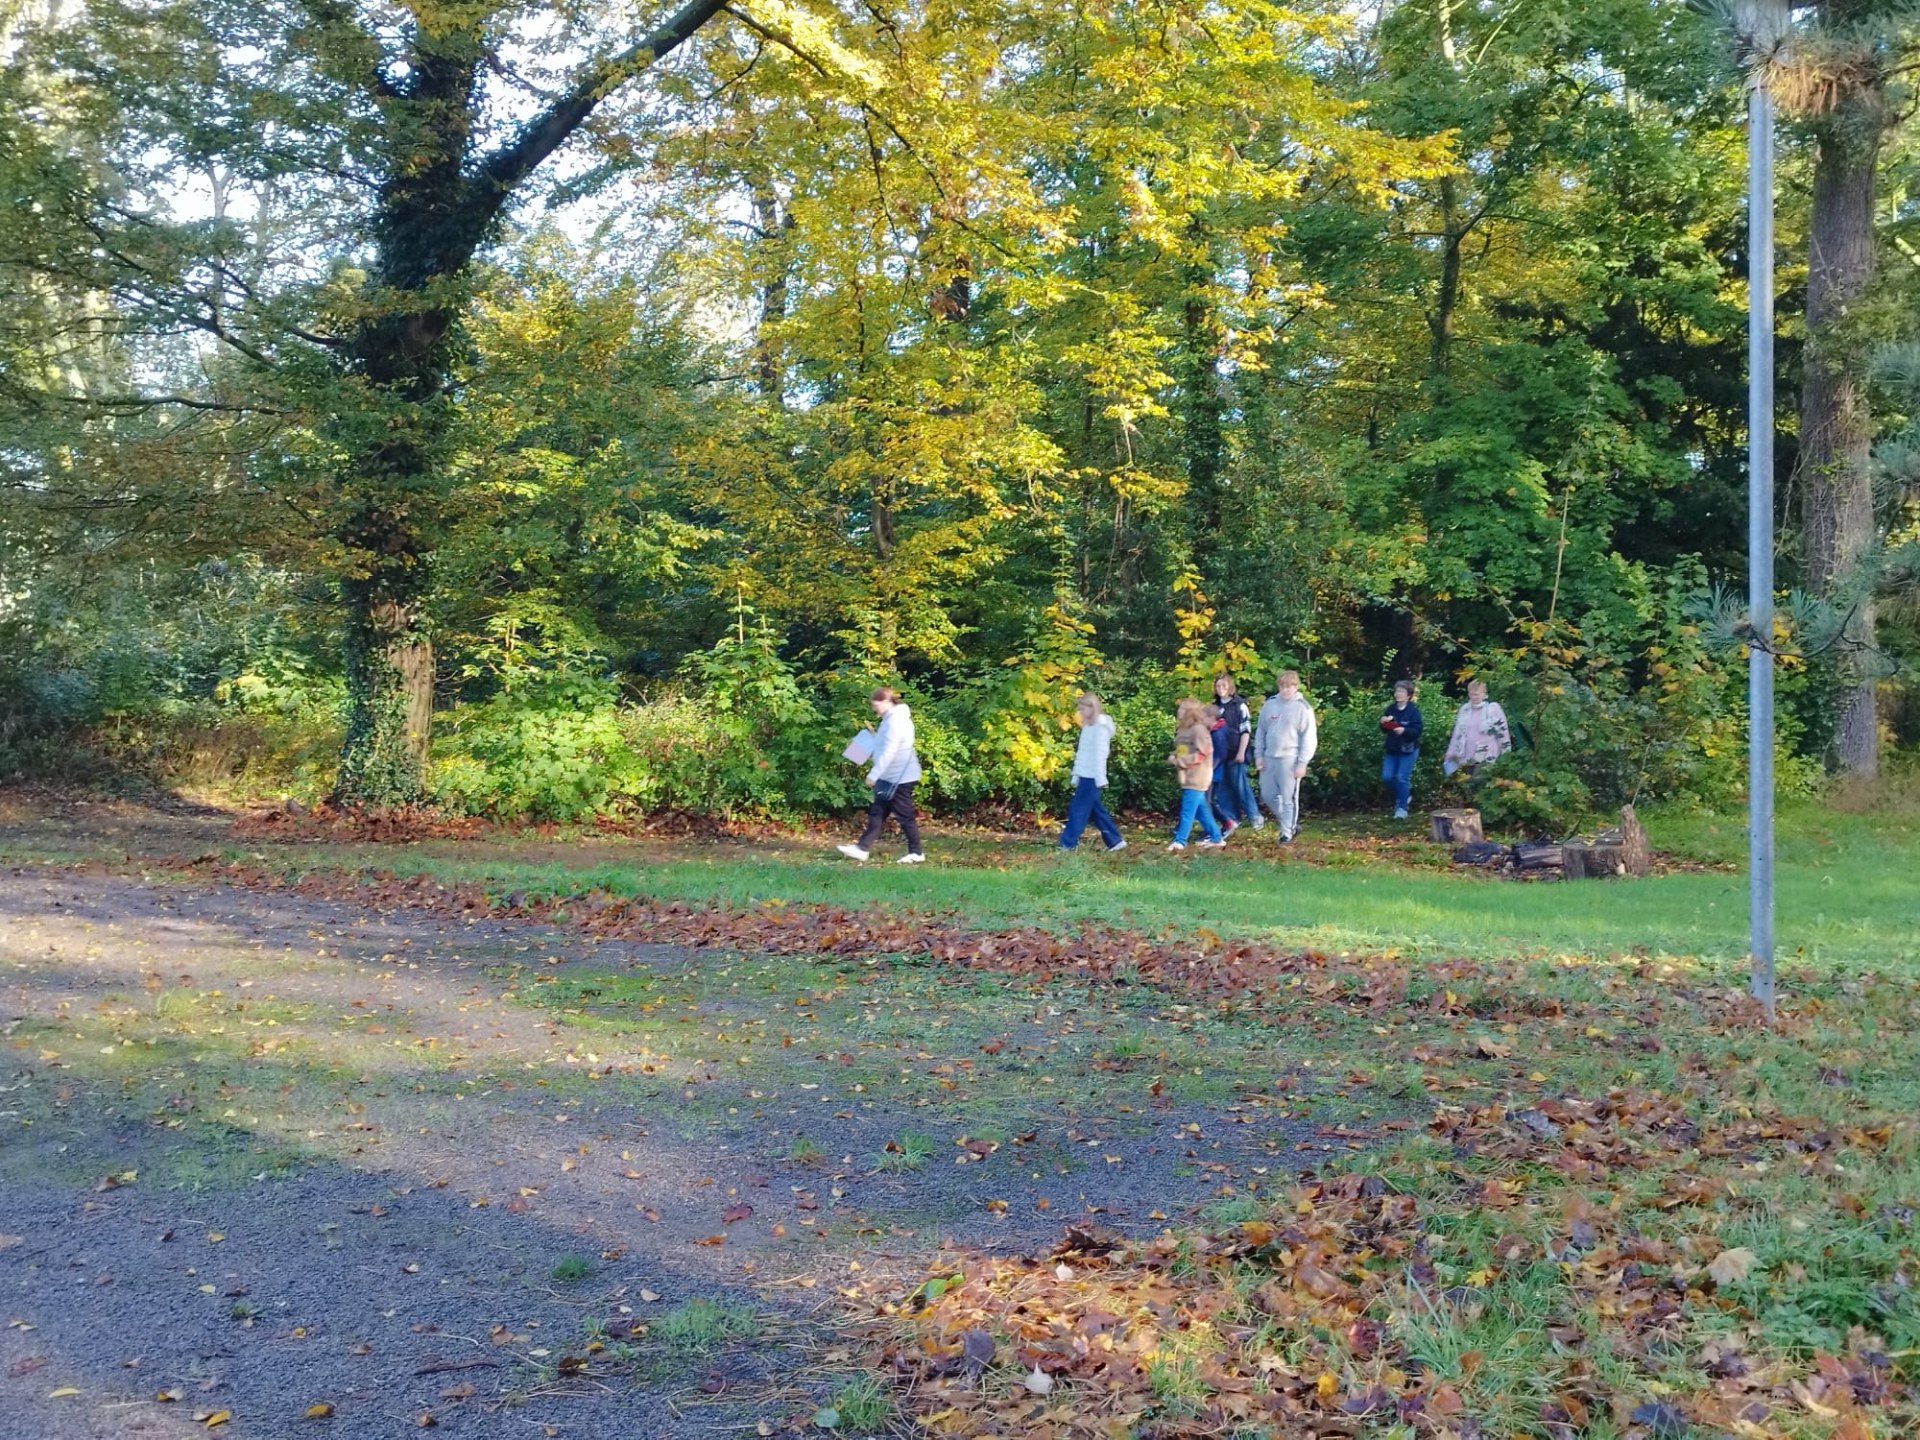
[{"xmin": 325, "ymin": 0, "xmax": 731, "ymax": 807}]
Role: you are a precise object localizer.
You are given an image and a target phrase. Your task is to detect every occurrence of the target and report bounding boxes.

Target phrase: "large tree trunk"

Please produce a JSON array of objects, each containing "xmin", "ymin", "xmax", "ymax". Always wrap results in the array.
[
  {"xmin": 331, "ymin": 41, "xmax": 479, "ymax": 807},
  {"xmin": 1797, "ymin": 36, "xmax": 1884, "ymax": 777}
]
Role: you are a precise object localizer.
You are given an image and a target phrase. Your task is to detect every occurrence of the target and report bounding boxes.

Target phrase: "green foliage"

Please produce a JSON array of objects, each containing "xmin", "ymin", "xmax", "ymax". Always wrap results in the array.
[
  {"xmin": 436, "ymin": 673, "xmax": 643, "ymax": 822},
  {"xmin": 970, "ymin": 593, "xmax": 1104, "ymax": 800},
  {"xmin": 3, "ymin": 0, "xmax": 1913, "ymax": 810}
]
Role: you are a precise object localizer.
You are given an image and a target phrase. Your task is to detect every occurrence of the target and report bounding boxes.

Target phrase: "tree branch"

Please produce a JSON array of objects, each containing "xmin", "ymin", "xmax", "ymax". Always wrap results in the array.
[{"xmin": 473, "ymin": 0, "xmax": 731, "ymax": 208}]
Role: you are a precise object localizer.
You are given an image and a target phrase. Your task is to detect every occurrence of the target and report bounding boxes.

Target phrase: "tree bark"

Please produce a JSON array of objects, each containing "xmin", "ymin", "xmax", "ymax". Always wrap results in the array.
[
  {"xmin": 1796, "ymin": 22, "xmax": 1885, "ymax": 777},
  {"xmin": 1181, "ymin": 229, "xmax": 1225, "ymax": 537},
  {"xmin": 1427, "ymin": 173, "xmax": 1463, "ymax": 379},
  {"xmin": 748, "ymin": 170, "xmax": 794, "ymax": 402}
]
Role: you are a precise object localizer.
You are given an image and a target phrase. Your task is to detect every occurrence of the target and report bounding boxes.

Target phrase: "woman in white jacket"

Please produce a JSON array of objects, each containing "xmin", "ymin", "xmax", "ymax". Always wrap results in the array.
[
  {"xmin": 837, "ymin": 687, "xmax": 926, "ymax": 864},
  {"xmin": 1056, "ymin": 692, "xmax": 1126, "ymax": 852}
]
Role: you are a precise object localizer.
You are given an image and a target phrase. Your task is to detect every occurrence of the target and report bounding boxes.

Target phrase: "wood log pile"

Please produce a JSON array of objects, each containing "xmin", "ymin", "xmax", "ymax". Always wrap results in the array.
[{"xmin": 1443, "ymin": 805, "xmax": 1651, "ymax": 880}]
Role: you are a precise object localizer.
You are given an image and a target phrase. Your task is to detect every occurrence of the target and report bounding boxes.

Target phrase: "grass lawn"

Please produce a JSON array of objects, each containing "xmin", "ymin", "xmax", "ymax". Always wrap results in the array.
[
  {"xmin": 3, "ymin": 787, "xmax": 1917, "ymax": 1438},
  {"xmin": 183, "ymin": 790, "xmax": 1919, "ymax": 974}
]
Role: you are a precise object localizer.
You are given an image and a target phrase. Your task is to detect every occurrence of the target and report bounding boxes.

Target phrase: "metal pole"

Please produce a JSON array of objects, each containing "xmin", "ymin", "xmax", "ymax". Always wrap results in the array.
[{"xmin": 1746, "ymin": 3, "xmax": 1779, "ymax": 1021}]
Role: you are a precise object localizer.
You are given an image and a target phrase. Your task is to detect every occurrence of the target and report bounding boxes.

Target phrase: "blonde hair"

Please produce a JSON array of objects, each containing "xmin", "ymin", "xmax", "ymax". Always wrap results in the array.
[
  {"xmin": 1277, "ymin": 669, "xmax": 1300, "ymax": 688},
  {"xmin": 1076, "ymin": 691, "xmax": 1104, "ymax": 716},
  {"xmin": 1175, "ymin": 697, "xmax": 1204, "ymax": 726}
]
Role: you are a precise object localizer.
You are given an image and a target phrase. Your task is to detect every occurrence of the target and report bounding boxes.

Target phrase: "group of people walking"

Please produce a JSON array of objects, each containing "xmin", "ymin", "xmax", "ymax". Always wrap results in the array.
[{"xmin": 836, "ymin": 675, "xmax": 1512, "ymax": 863}]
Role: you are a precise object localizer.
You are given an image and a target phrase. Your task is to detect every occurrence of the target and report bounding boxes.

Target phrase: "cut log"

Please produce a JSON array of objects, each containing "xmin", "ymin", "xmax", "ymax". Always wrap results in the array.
[
  {"xmin": 1429, "ymin": 808, "xmax": 1482, "ymax": 844},
  {"xmin": 1513, "ymin": 840, "xmax": 1563, "ymax": 872},
  {"xmin": 1562, "ymin": 806, "xmax": 1652, "ymax": 880}
]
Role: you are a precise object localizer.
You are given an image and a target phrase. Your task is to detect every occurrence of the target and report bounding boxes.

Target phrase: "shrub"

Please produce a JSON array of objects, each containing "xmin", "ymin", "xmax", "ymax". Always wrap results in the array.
[{"xmin": 437, "ymin": 673, "xmax": 648, "ymax": 820}]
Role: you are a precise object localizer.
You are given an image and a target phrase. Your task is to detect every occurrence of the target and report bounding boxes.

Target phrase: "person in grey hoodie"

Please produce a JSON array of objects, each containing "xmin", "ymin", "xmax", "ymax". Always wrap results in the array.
[
  {"xmin": 1254, "ymin": 669, "xmax": 1317, "ymax": 842},
  {"xmin": 1057, "ymin": 691, "xmax": 1126, "ymax": 852},
  {"xmin": 837, "ymin": 687, "xmax": 925, "ymax": 863}
]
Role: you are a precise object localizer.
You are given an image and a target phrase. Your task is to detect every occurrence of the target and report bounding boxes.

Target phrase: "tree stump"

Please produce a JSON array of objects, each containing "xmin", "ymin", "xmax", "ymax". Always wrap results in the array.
[
  {"xmin": 1563, "ymin": 805, "xmax": 1652, "ymax": 879},
  {"xmin": 1429, "ymin": 808, "xmax": 1482, "ymax": 844}
]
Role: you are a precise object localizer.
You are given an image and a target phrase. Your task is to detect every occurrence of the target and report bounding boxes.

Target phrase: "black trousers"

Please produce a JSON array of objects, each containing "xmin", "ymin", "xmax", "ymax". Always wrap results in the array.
[{"xmin": 856, "ymin": 782, "xmax": 922, "ymax": 853}]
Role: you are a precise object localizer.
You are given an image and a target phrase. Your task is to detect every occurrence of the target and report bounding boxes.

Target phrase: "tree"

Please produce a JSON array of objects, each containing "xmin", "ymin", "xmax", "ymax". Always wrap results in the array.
[
  {"xmin": 1767, "ymin": 0, "xmax": 1920, "ymax": 774},
  {"xmin": 10, "ymin": 0, "xmax": 735, "ymax": 806}
]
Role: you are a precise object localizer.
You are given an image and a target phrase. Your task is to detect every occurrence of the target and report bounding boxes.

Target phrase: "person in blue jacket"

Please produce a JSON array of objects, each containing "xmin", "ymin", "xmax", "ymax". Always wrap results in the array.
[{"xmin": 1379, "ymin": 680, "xmax": 1424, "ymax": 821}]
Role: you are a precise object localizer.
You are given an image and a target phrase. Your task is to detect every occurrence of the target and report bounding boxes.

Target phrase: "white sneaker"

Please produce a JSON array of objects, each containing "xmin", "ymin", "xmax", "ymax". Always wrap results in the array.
[
  {"xmin": 1251, "ymin": 816, "xmax": 1266, "ymax": 829},
  {"xmin": 1106, "ymin": 839, "xmax": 1127, "ymax": 853},
  {"xmin": 1166, "ymin": 841, "xmax": 1186, "ymax": 852},
  {"xmin": 836, "ymin": 844, "xmax": 869, "ymax": 861},
  {"xmin": 1197, "ymin": 838, "xmax": 1226, "ymax": 849},
  {"xmin": 1393, "ymin": 808, "xmax": 1409, "ymax": 820},
  {"xmin": 898, "ymin": 853, "xmax": 926, "ymax": 864}
]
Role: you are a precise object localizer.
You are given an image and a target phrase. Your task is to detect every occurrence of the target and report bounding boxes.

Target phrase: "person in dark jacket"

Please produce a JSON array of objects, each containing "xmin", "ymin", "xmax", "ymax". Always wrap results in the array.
[
  {"xmin": 1379, "ymin": 680, "xmax": 1424, "ymax": 821},
  {"xmin": 1209, "ymin": 673, "xmax": 1258, "ymax": 836}
]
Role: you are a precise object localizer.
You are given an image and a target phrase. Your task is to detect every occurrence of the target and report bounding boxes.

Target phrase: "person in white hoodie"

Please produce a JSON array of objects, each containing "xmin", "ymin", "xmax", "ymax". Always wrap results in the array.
[
  {"xmin": 837, "ymin": 687, "xmax": 926, "ymax": 863},
  {"xmin": 1253, "ymin": 669, "xmax": 1317, "ymax": 843},
  {"xmin": 1056, "ymin": 692, "xmax": 1126, "ymax": 852}
]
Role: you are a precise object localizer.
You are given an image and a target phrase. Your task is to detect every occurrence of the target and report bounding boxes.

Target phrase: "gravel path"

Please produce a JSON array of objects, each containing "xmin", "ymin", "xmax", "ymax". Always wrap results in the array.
[{"xmin": 1, "ymin": 799, "xmax": 1338, "ymax": 1438}]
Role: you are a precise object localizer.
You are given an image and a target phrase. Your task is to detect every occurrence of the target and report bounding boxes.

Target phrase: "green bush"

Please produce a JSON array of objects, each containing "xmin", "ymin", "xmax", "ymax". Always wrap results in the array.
[{"xmin": 437, "ymin": 673, "xmax": 647, "ymax": 820}]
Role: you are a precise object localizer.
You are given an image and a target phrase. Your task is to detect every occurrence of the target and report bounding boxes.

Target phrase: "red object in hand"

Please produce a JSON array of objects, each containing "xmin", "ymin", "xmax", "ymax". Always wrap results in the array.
[{"xmin": 1380, "ymin": 715, "xmax": 1398, "ymax": 732}]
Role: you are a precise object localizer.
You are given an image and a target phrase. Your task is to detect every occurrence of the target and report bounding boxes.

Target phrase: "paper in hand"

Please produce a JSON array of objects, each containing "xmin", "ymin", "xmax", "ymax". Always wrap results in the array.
[{"xmin": 842, "ymin": 727, "xmax": 877, "ymax": 764}]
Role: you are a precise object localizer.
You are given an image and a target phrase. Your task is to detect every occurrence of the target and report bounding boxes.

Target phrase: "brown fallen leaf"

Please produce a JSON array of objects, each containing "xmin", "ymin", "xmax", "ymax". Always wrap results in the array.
[
  {"xmin": 1708, "ymin": 1246, "xmax": 1756, "ymax": 1286},
  {"xmin": 7, "ymin": 1356, "xmax": 47, "ymax": 1378},
  {"xmin": 694, "ymin": 1234, "xmax": 725, "ymax": 1246},
  {"xmin": 721, "ymin": 1203, "xmax": 753, "ymax": 1224},
  {"xmin": 438, "ymin": 1383, "xmax": 475, "ymax": 1401},
  {"xmin": 0, "ymin": 1235, "xmax": 21, "ymax": 1249},
  {"xmin": 196, "ymin": 1410, "xmax": 231, "ymax": 1428}
]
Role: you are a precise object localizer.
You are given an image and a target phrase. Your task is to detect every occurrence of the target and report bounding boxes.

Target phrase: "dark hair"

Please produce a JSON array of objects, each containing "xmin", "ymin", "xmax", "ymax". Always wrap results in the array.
[
  {"xmin": 1393, "ymin": 679, "xmax": 1412, "ymax": 696},
  {"xmin": 870, "ymin": 686, "xmax": 897, "ymax": 703}
]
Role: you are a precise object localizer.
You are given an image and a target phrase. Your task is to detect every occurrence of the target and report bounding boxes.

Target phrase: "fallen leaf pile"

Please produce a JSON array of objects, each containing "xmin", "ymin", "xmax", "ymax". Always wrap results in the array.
[
  {"xmin": 163, "ymin": 858, "xmax": 1758, "ymax": 1034},
  {"xmin": 854, "ymin": 1108, "xmax": 1913, "ymax": 1440}
]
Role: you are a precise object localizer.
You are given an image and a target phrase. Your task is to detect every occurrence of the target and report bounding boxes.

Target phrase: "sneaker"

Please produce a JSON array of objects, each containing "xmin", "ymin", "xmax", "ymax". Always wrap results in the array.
[
  {"xmin": 1393, "ymin": 807, "xmax": 1409, "ymax": 821},
  {"xmin": 1278, "ymin": 832, "xmax": 1294, "ymax": 845},
  {"xmin": 1166, "ymin": 841, "xmax": 1186, "ymax": 852},
  {"xmin": 836, "ymin": 843, "xmax": 869, "ymax": 861},
  {"xmin": 1221, "ymin": 819, "xmax": 1239, "ymax": 838},
  {"xmin": 1251, "ymin": 815, "xmax": 1266, "ymax": 829},
  {"xmin": 898, "ymin": 853, "xmax": 926, "ymax": 865},
  {"xmin": 1197, "ymin": 838, "xmax": 1226, "ymax": 849},
  {"xmin": 1105, "ymin": 839, "xmax": 1128, "ymax": 853}
]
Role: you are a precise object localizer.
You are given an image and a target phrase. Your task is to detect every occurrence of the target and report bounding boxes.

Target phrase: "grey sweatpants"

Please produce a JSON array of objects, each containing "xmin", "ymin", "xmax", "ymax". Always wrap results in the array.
[{"xmin": 1259, "ymin": 762, "xmax": 1304, "ymax": 838}]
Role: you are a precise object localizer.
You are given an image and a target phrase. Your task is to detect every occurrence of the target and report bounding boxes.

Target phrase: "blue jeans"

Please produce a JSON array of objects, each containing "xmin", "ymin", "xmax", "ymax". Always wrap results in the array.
[
  {"xmin": 1381, "ymin": 749, "xmax": 1417, "ymax": 813},
  {"xmin": 1213, "ymin": 758, "xmax": 1255, "ymax": 825},
  {"xmin": 1058, "ymin": 777, "xmax": 1124, "ymax": 850},
  {"xmin": 1172, "ymin": 788, "xmax": 1222, "ymax": 845}
]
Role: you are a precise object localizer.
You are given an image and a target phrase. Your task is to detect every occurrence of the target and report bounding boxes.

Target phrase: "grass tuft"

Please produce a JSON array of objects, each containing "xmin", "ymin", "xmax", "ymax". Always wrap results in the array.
[{"xmin": 654, "ymin": 1297, "xmax": 757, "ymax": 1350}]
